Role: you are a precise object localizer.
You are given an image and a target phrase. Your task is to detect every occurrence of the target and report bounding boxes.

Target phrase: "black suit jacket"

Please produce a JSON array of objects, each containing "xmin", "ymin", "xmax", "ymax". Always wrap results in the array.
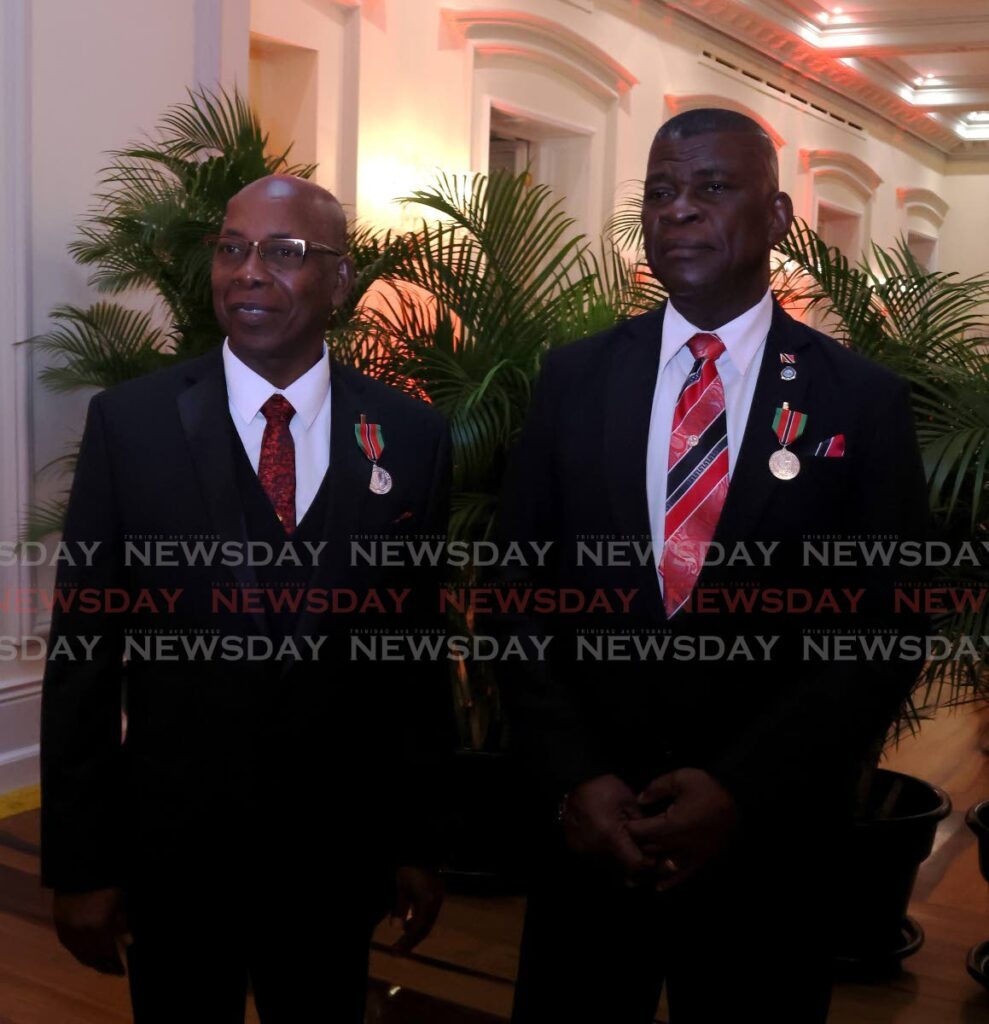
[
  {"xmin": 496, "ymin": 300, "xmax": 928, "ymax": 842},
  {"xmin": 41, "ymin": 348, "xmax": 453, "ymax": 892}
]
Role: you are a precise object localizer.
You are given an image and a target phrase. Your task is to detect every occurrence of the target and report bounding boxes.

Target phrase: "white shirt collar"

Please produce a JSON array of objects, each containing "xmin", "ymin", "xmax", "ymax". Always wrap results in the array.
[
  {"xmin": 222, "ymin": 338, "xmax": 330, "ymax": 430},
  {"xmin": 659, "ymin": 289, "xmax": 774, "ymax": 377}
]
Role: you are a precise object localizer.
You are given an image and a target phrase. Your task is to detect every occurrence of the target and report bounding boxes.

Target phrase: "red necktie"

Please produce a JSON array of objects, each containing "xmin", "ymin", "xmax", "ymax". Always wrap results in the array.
[
  {"xmin": 660, "ymin": 332, "xmax": 729, "ymax": 617},
  {"xmin": 258, "ymin": 394, "xmax": 296, "ymax": 534}
]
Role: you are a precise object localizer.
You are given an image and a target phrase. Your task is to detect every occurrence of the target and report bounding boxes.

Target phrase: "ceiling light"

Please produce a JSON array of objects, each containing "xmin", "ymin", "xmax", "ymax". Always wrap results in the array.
[
  {"xmin": 924, "ymin": 73, "xmax": 935, "ymax": 80},
  {"xmin": 833, "ymin": 5, "xmax": 843, "ymax": 11},
  {"xmin": 914, "ymin": 77, "xmax": 924, "ymax": 86},
  {"xmin": 817, "ymin": 11, "xmax": 830, "ymax": 22}
]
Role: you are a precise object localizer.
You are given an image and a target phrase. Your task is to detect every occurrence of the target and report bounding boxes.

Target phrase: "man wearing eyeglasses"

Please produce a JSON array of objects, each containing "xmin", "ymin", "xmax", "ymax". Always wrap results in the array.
[{"xmin": 41, "ymin": 175, "xmax": 453, "ymax": 1022}]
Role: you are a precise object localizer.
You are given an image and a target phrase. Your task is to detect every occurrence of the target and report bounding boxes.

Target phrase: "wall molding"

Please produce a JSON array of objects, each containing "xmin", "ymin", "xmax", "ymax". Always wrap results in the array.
[
  {"xmin": 441, "ymin": 7, "xmax": 638, "ymax": 99},
  {"xmin": 896, "ymin": 187, "xmax": 949, "ymax": 227},
  {"xmin": 664, "ymin": 93, "xmax": 786, "ymax": 149},
  {"xmin": 800, "ymin": 148, "xmax": 882, "ymax": 200}
]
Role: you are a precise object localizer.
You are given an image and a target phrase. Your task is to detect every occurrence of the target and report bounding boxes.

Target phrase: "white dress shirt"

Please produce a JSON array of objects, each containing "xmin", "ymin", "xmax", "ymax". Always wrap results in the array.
[
  {"xmin": 646, "ymin": 290, "xmax": 773, "ymax": 592},
  {"xmin": 222, "ymin": 339, "xmax": 332, "ymax": 526}
]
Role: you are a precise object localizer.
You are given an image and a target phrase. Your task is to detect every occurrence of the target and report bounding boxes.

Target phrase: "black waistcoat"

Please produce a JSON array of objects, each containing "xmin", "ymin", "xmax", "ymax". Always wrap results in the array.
[{"xmin": 230, "ymin": 420, "xmax": 331, "ymax": 640}]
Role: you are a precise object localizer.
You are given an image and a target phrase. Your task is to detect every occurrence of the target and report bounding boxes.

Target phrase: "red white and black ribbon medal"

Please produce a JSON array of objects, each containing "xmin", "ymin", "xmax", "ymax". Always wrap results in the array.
[
  {"xmin": 770, "ymin": 402, "xmax": 807, "ymax": 480},
  {"xmin": 355, "ymin": 414, "xmax": 392, "ymax": 494}
]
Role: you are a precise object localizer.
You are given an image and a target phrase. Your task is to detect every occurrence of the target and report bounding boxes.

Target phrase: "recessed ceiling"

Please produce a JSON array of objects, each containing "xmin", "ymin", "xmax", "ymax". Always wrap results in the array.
[{"xmin": 653, "ymin": 0, "xmax": 989, "ymax": 157}]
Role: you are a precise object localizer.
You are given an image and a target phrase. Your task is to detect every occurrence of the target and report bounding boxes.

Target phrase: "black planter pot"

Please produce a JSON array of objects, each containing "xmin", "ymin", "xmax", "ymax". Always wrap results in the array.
[
  {"xmin": 965, "ymin": 800, "xmax": 989, "ymax": 990},
  {"xmin": 441, "ymin": 749, "xmax": 526, "ymax": 894},
  {"xmin": 833, "ymin": 768, "xmax": 951, "ymax": 976},
  {"xmin": 966, "ymin": 800, "xmax": 989, "ymax": 883}
]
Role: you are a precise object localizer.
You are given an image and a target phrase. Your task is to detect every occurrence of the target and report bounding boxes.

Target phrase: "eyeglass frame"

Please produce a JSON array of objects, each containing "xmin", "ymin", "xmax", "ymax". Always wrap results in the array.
[{"xmin": 203, "ymin": 234, "xmax": 347, "ymax": 268}]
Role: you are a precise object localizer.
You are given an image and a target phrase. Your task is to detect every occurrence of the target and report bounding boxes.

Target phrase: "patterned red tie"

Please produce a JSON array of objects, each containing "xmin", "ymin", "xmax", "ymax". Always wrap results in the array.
[
  {"xmin": 258, "ymin": 394, "xmax": 296, "ymax": 534},
  {"xmin": 660, "ymin": 332, "xmax": 729, "ymax": 617}
]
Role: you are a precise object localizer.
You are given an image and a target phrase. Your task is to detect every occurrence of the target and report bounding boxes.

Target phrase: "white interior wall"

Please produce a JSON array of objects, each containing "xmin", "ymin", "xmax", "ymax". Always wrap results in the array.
[
  {"xmin": 249, "ymin": 0, "xmax": 358, "ymax": 214},
  {"xmin": 354, "ymin": 1, "xmax": 473, "ymax": 231},
  {"xmin": 939, "ymin": 162, "xmax": 989, "ymax": 281},
  {"xmin": 249, "ymin": 38, "xmax": 320, "ymax": 169}
]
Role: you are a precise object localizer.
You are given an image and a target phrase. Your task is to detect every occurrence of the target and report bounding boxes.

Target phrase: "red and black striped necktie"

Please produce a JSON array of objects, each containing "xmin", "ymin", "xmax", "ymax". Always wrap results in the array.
[{"xmin": 660, "ymin": 332, "xmax": 729, "ymax": 617}]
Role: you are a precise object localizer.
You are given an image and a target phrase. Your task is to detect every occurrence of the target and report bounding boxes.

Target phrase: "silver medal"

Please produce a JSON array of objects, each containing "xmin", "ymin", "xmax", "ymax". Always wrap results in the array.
[
  {"xmin": 769, "ymin": 448, "xmax": 800, "ymax": 480},
  {"xmin": 369, "ymin": 463, "xmax": 392, "ymax": 494},
  {"xmin": 780, "ymin": 365, "xmax": 797, "ymax": 381}
]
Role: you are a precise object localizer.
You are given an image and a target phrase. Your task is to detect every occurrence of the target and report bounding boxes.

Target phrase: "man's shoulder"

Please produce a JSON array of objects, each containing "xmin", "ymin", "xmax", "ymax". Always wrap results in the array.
[
  {"xmin": 90, "ymin": 350, "xmax": 221, "ymax": 416},
  {"xmin": 542, "ymin": 307, "xmax": 665, "ymax": 377},
  {"xmin": 782, "ymin": 312, "xmax": 908, "ymax": 398},
  {"xmin": 332, "ymin": 361, "xmax": 447, "ymax": 434}
]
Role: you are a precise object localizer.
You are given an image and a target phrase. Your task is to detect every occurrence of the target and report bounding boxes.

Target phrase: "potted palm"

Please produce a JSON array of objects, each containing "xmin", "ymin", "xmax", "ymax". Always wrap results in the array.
[
  {"xmin": 773, "ymin": 221, "xmax": 989, "ymax": 971},
  {"xmin": 965, "ymin": 800, "xmax": 989, "ymax": 987},
  {"xmin": 331, "ymin": 169, "xmax": 661, "ymax": 885}
]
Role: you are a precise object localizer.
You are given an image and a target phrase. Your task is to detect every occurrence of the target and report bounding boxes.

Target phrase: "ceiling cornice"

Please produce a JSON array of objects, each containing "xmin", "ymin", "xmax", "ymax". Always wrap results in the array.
[{"xmin": 649, "ymin": 0, "xmax": 989, "ymax": 159}]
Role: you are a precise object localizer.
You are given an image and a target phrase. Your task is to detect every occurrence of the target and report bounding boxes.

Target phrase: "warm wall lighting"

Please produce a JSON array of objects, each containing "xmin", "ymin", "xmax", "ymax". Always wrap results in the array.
[{"xmin": 357, "ymin": 155, "xmax": 472, "ymax": 232}]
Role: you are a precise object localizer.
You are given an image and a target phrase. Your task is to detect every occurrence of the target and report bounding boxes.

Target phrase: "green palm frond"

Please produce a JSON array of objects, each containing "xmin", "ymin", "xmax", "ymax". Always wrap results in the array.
[
  {"xmin": 775, "ymin": 217, "xmax": 989, "ymax": 713},
  {"xmin": 604, "ymin": 181, "xmax": 646, "ymax": 253},
  {"xmin": 327, "ymin": 169, "xmax": 653, "ymax": 544},
  {"xmin": 21, "ymin": 497, "xmax": 70, "ymax": 543},
  {"xmin": 33, "ymin": 303, "xmax": 172, "ymax": 392}
]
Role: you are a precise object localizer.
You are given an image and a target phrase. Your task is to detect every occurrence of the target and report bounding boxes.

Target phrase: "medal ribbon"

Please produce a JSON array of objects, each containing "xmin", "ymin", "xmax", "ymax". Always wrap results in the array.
[
  {"xmin": 354, "ymin": 414, "xmax": 385, "ymax": 462},
  {"xmin": 772, "ymin": 405, "xmax": 807, "ymax": 446}
]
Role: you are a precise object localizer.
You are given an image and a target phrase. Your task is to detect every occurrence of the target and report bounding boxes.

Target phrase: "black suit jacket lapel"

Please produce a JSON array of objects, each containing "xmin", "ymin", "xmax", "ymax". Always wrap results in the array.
[
  {"xmin": 713, "ymin": 301, "xmax": 814, "ymax": 544},
  {"xmin": 176, "ymin": 350, "xmax": 268, "ymax": 635},
  {"xmin": 604, "ymin": 306, "xmax": 665, "ymax": 543},
  {"xmin": 603, "ymin": 306, "xmax": 666, "ymax": 612}
]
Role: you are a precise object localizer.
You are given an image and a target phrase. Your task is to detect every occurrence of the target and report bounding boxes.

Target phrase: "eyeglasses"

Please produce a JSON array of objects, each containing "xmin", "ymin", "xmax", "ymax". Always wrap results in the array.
[{"xmin": 204, "ymin": 235, "xmax": 346, "ymax": 272}]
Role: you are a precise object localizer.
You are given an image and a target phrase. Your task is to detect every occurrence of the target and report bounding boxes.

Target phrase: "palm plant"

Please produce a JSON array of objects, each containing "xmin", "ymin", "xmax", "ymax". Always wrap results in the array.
[
  {"xmin": 331, "ymin": 169, "xmax": 663, "ymax": 747},
  {"xmin": 341, "ymin": 169, "xmax": 663, "ymax": 545},
  {"xmin": 775, "ymin": 221, "xmax": 989, "ymax": 715}
]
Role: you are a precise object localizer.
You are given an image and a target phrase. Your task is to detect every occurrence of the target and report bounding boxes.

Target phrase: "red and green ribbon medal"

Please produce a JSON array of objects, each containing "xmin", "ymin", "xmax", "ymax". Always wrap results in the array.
[
  {"xmin": 355, "ymin": 414, "xmax": 392, "ymax": 494},
  {"xmin": 769, "ymin": 402, "xmax": 806, "ymax": 480}
]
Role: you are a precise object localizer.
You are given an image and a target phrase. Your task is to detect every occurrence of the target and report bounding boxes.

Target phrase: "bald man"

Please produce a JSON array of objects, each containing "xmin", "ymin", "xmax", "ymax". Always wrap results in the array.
[{"xmin": 41, "ymin": 176, "xmax": 454, "ymax": 1022}]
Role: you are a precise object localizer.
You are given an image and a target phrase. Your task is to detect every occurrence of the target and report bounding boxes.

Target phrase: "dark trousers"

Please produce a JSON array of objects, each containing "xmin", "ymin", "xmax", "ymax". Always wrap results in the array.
[
  {"xmin": 512, "ymin": 840, "xmax": 834, "ymax": 1024},
  {"xmin": 124, "ymin": 868, "xmax": 390, "ymax": 1024}
]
